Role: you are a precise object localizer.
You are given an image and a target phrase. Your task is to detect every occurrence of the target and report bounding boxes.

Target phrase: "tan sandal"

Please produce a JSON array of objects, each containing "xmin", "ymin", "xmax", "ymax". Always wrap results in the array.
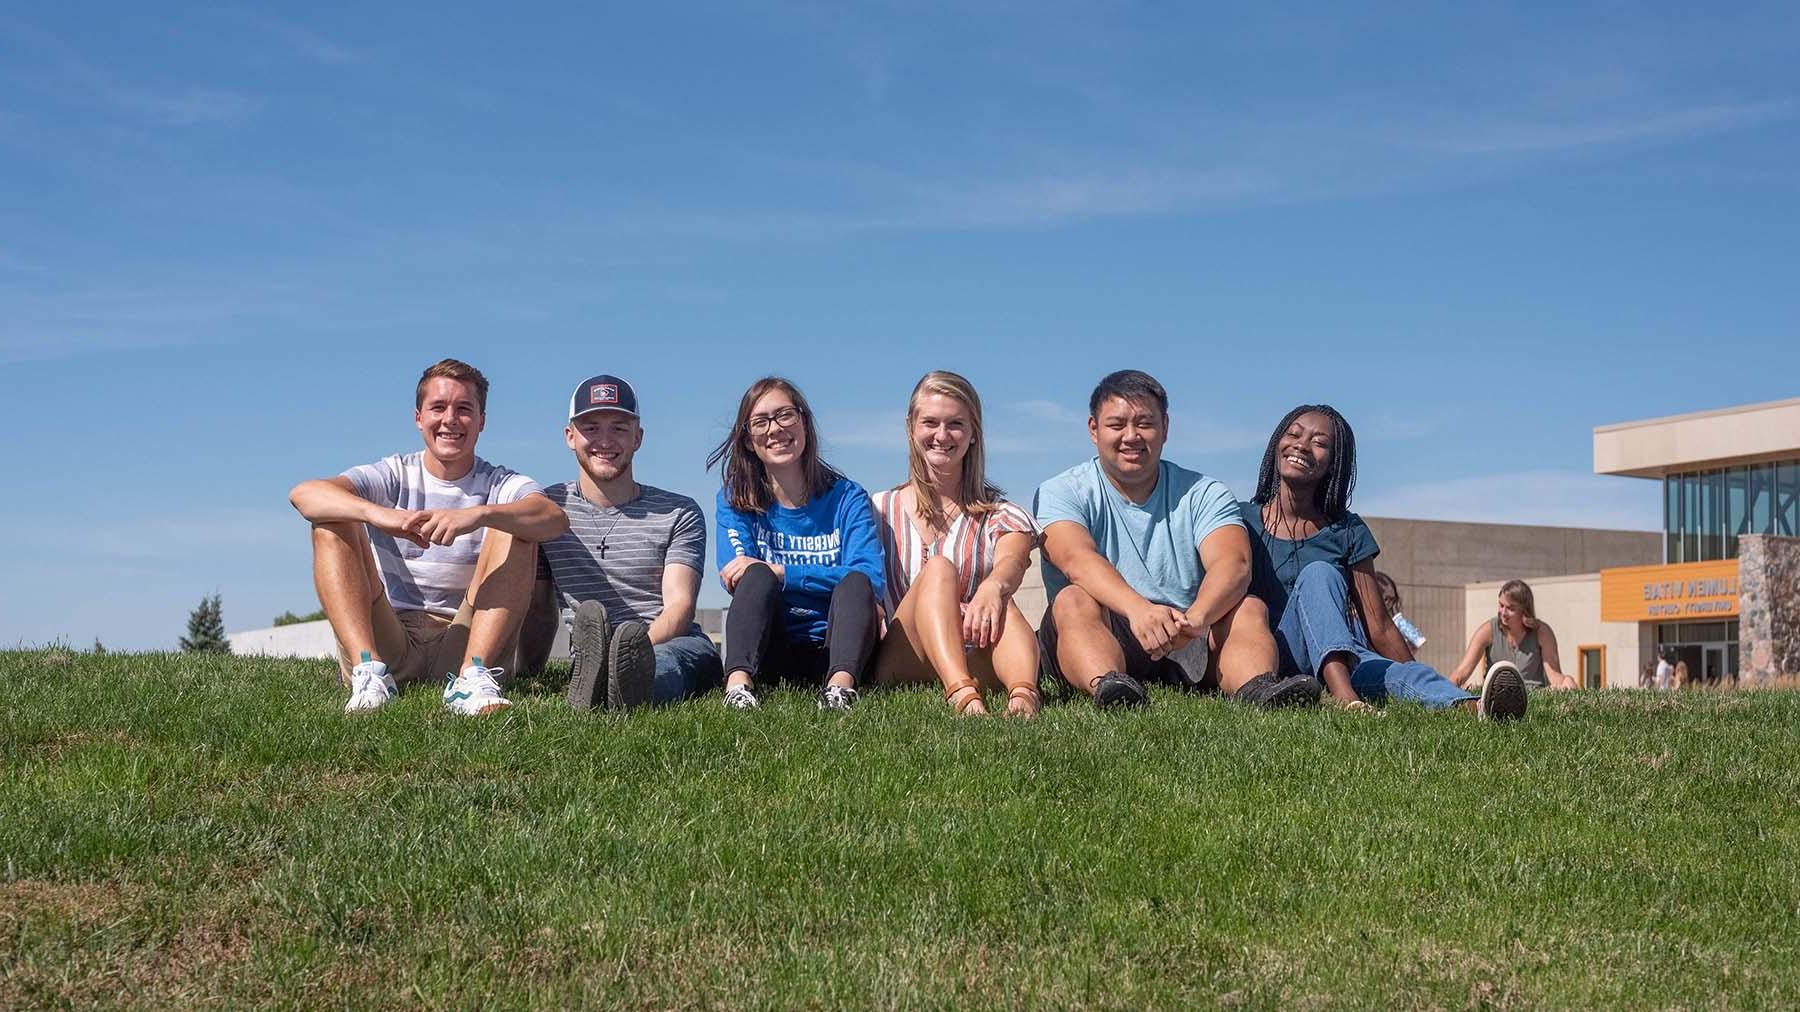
[
  {"xmin": 944, "ymin": 679, "xmax": 988, "ymax": 716},
  {"xmin": 1005, "ymin": 684, "xmax": 1041, "ymax": 719}
]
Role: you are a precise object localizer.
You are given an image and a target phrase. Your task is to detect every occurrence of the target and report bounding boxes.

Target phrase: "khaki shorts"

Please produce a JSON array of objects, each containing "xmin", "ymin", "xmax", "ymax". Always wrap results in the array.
[{"xmin": 333, "ymin": 598, "xmax": 519, "ymax": 688}]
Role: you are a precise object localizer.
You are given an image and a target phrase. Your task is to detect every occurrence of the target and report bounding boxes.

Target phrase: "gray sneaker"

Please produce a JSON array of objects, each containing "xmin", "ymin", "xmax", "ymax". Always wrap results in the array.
[
  {"xmin": 565, "ymin": 601, "xmax": 610, "ymax": 710},
  {"xmin": 606, "ymin": 621, "xmax": 655, "ymax": 712}
]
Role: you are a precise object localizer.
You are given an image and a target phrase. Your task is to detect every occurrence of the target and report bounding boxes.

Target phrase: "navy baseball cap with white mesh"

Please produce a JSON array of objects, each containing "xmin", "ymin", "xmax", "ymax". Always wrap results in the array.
[{"xmin": 568, "ymin": 375, "xmax": 640, "ymax": 421}]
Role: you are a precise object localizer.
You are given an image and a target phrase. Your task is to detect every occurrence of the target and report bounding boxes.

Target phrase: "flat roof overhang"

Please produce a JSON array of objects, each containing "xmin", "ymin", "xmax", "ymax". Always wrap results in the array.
[{"xmin": 1594, "ymin": 397, "xmax": 1800, "ymax": 479}]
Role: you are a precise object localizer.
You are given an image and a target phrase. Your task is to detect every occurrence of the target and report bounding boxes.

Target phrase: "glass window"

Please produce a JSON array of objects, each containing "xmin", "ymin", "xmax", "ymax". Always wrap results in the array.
[
  {"xmin": 1701, "ymin": 470, "xmax": 1723, "ymax": 561},
  {"xmin": 1749, "ymin": 463, "xmax": 1774, "ymax": 536},
  {"xmin": 1683, "ymin": 472, "xmax": 1701, "ymax": 563},
  {"xmin": 1579, "ymin": 647, "xmax": 1604, "ymax": 689},
  {"xmin": 1726, "ymin": 467, "xmax": 1746, "ymax": 557},
  {"xmin": 1781, "ymin": 462, "xmax": 1800, "ymax": 538},
  {"xmin": 1665, "ymin": 476, "xmax": 1680, "ymax": 562}
]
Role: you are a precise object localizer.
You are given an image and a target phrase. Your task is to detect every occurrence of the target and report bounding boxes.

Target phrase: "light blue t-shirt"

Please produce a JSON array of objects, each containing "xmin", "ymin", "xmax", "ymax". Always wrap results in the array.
[{"xmin": 1032, "ymin": 458, "xmax": 1244, "ymax": 608}]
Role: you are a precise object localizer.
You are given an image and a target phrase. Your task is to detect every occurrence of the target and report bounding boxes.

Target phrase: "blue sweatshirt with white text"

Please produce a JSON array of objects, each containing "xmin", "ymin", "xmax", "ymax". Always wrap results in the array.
[{"xmin": 714, "ymin": 476, "xmax": 886, "ymax": 642}]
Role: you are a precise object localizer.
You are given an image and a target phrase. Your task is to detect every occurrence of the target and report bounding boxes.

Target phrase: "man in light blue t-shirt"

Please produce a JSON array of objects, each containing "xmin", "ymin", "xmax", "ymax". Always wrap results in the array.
[{"xmin": 1033, "ymin": 370, "xmax": 1321, "ymax": 710}]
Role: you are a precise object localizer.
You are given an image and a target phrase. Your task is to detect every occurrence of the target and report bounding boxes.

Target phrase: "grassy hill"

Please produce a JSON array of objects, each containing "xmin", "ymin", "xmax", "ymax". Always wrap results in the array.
[{"xmin": 3, "ymin": 649, "xmax": 1797, "ymax": 1009}]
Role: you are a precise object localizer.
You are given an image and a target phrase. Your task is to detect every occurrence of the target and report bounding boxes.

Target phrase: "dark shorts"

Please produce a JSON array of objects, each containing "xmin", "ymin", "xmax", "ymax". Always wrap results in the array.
[{"xmin": 1036, "ymin": 599, "xmax": 1218, "ymax": 695}]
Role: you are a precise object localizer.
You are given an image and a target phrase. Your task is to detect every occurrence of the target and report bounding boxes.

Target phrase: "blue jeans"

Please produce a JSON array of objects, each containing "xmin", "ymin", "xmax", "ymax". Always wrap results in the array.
[
  {"xmin": 1275, "ymin": 562, "xmax": 1473, "ymax": 710},
  {"xmin": 651, "ymin": 633, "xmax": 724, "ymax": 704}
]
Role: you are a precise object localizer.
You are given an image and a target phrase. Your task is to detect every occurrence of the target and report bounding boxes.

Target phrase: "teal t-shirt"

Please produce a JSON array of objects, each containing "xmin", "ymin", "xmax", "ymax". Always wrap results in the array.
[
  {"xmin": 1240, "ymin": 503, "xmax": 1380, "ymax": 624},
  {"xmin": 1032, "ymin": 459, "xmax": 1244, "ymax": 608}
]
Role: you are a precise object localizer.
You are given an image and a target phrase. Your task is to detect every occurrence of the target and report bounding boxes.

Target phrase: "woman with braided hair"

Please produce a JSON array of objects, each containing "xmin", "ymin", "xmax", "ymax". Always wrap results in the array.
[{"xmin": 1241, "ymin": 405, "xmax": 1528, "ymax": 719}]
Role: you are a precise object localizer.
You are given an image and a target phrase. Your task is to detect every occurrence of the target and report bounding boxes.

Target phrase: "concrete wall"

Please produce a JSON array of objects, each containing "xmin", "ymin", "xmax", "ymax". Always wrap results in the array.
[
  {"xmin": 1464, "ymin": 574, "xmax": 1653, "ymax": 688},
  {"xmin": 1739, "ymin": 534, "xmax": 1800, "ymax": 683},
  {"xmin": 1363, "ymin": 517, "xmax": 1660, "ymax": 675},
  {"xmin": 229, "ymin": 609, "xmax": 728, "ymax": 661}
]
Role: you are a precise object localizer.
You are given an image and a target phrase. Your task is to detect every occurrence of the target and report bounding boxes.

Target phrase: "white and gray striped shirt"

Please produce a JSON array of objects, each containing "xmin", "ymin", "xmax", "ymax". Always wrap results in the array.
[
  {"xmin": 342, "ymin": 452, "xmax": 543, "ymax": 616},
  {"xmin": 537, "ymin": 482, "xmax": 706, "ymax": 632}
]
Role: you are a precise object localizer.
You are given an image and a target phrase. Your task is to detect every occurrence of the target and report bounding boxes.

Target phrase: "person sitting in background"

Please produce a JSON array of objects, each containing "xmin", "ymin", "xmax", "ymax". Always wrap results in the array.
[
  {"xmin": 870, "ymin": 371, "xmax": 1042, "ymax": 717},
  {"xmin": 1241, "ymin": 404, "xmax": 1524, "ymax": 720},
  {"xmin": 1450, "ymin": 579, "xmax": 1576, "ymax": 691}
]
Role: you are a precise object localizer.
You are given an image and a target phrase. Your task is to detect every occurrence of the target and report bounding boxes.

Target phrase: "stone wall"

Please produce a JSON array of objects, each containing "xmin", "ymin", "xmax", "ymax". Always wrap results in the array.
[{"xmin": 1739, "ymin": 534, "xmax": 1800, "ymax": 683}]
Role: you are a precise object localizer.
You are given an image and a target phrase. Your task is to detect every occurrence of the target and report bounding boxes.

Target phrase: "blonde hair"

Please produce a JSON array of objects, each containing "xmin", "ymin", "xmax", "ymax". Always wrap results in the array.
[
  {"xmin": 902, "ymin": 371, "xmax": 1004, "ymax": 528},
  {"xmin": 1499, "ymin": 579, "xmax": 1539, "ymax": 630}
]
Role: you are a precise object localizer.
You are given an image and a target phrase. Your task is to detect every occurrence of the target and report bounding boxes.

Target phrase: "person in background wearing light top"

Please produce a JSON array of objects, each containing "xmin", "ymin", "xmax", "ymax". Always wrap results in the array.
[
  {"xmin": 871, "ymin": 371, "xmax": 1041, "ymax": 717},
  {"xmin": 1033, "ymin": 369, "xmax": 1306, "ymax": 710},
  {"xmin": 708, "ymin": 376, "xmax": 886, "ymax": 712},
  {"xmin": 1450, "ymin": 579, "xmax": 1575, "ymax": 692},
  {"xmin": 517, "ymin": 374, "xmax": 723, "ymax": 711},
  {"xmin": 288, "ymin": 359, "xmax": 568, "ymax": 716},
  {"xmin": 1242, "ymin": 404, "xmax": 1525, "ymax": 719}
]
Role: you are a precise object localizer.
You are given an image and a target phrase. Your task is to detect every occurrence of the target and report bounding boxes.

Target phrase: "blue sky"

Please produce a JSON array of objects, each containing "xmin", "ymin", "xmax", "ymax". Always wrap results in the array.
[{"xmin": 4, "ymin": 2, "xmax": 1797, "ymax": 649}]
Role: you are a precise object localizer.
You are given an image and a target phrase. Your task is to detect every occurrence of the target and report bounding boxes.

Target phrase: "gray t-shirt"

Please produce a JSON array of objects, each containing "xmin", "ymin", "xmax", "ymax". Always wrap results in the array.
[
  {"xmin": 342, "ymin": 452, "xmax": 543, "ymax": 616},
  {"xmin": 537, "ymin": 481, "xmax": 706, "ymax": 632}
]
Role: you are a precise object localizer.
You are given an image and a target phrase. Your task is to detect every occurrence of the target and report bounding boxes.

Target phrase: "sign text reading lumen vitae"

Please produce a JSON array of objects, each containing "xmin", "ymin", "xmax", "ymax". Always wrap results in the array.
[{"xmin": 1600, "ymin": 560, "xmax": 1740, "ymax": 623}]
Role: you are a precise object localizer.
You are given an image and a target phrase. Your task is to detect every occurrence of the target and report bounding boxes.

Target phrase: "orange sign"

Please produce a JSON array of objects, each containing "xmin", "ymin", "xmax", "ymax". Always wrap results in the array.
[{"xmin": 1600, "ymin": 559, "xmax": 1740, "ymax": 622}]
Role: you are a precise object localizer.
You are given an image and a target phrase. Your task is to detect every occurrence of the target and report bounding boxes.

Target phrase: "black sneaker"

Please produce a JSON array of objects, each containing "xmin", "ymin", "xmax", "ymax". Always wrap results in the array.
[
  {"xmin": 1092, "ymin": 671, "xmax": 1149, "ymax": 710},
  {"xmin": 565, "ymin": 600, "xmax": 610, "ymax": 710},
  {"xmin": 606, "ymin": 621, "xmax": 655, "ymax": 712},
  {"xmin": 1232, "ymin": 672, "xmax": 1322, "ymax": 710},
  {"xmin": 818, "ymin": 684, "xmax": 859, "ymax": 712},
  {"xmin": 1478, "ymin": 661, "xmax": 1528, "ymax": 721}
]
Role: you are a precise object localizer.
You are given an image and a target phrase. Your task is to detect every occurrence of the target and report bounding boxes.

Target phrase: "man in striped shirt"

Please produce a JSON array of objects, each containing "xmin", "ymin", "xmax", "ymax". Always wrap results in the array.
[
  {"xmin": 518, "ymin": 374, "xmax": 723, "ymax": 710},
  {"xmin": 289, "ymin": 359, "xmax": 569, "ymax": 715}
]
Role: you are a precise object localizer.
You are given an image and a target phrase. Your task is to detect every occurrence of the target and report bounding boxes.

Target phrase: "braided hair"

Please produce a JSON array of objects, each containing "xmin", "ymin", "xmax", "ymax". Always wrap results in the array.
[{"xmin": 1251, "ymin": 404, "xmax": 1358, "ymax": 521}]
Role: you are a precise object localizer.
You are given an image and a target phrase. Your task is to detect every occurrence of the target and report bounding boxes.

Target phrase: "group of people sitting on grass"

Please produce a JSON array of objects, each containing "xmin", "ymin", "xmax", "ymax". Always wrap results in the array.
[{"xmin": 290, "ymin": 360, "xmax": 1572, "ymax": 721}]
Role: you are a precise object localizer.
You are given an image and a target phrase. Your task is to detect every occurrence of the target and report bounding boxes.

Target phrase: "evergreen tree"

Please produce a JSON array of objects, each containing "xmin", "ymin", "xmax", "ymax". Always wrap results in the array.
[
  {"xmin": 92, "ymin": 638, "xmax": 106, "ymax": 655},
  {"xmin": 180, "ymin": 594, "xmax": 231, "ymax": 654}
]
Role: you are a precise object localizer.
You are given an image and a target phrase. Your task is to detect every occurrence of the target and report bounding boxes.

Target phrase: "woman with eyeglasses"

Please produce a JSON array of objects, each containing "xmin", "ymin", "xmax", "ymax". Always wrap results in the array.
[
  {"xmin": 707, "ymin": 376, "xmax": 886, "ymax": 711},
  {"xmin": 869, "ymin": 371, "xmax": 1042, "ymax": 717}
]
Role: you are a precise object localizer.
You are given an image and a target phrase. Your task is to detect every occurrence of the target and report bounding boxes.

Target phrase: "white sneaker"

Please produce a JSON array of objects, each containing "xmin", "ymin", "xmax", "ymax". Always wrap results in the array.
[
  {"xmin": 723, "ymin": 683, "xmax": 759, "ymax": 710},
  {"xmin": 443, "ymin": 663, "xmax": 511, "ymax": 716},
  {"xmin": 344, "ymin": 659, "xmax": 397, "ymax": 713},
  {"xmin": 1478, "ymin": 661, "xmax": 1527, "ymax": 722}
]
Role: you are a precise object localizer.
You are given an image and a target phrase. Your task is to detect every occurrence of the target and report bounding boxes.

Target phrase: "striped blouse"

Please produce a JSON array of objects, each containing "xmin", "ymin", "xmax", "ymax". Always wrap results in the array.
[{"xmin": 870, "ymin": 488, "xmax": 1040, "ymax": 613}]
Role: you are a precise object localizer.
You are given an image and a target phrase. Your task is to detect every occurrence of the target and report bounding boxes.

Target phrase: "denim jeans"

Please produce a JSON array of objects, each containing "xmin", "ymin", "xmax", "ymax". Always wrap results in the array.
[
  {"xmin": 652, "ymin": 633, "xmax": 725, "ymax": 704},
  {"xmin": 1275, "ymin": 561, "xmax": 1473, "ymax": 710}
]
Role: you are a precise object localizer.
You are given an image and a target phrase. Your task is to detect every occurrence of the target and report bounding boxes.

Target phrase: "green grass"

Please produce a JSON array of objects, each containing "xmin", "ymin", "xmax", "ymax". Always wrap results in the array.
[{"xmin": 3, "ymin": 648, "xmax": 1797, "ymax": 1009}]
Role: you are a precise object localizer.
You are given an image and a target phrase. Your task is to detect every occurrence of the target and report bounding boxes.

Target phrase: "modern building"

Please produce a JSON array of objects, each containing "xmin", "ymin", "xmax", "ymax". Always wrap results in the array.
[{"xmin": 1590, "ymin": 397, "xmax": 1800, "ymax": 684}]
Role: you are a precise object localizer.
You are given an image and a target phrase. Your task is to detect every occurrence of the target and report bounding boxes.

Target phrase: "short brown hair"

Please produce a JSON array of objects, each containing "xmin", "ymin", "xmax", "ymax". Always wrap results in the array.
[{"xmin": 416, "ymin": 359, "xmax": 489, "ymax": 413}]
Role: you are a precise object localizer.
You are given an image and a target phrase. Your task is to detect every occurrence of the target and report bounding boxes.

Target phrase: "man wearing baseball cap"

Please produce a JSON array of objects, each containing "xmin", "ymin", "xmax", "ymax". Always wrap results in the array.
[{"xmin": 519, "ymin": 374, "xmax": 723, "ymax": 709}]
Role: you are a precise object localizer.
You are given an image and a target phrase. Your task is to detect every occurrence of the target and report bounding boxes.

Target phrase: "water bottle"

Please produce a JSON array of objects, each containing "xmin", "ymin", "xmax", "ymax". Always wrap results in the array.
[{"xmin": 1392, "ymin": 612, "xmax": 1427, "ymax": 649}]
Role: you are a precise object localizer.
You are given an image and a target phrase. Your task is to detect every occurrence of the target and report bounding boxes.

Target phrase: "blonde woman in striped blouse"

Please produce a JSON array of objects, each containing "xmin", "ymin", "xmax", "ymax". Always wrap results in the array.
[{"xmin": 871, "ymin": 371, "xmax": 1042, "ymax": 716}]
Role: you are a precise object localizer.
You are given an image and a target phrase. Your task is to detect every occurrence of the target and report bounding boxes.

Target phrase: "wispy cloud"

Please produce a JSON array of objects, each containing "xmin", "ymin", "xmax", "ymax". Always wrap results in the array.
[
  {"xmin": 1427, "ymin": 100, "xmax": 1798, "ymax": 155},
  {"xmin": 1357, "ymin": 470, "xmax": 1660, "ymax": 531},
  {"xmin": 247, "ymin": 14, "xmax": 365, "ymax": 66},
  {"xmin": 56, "ymin": 59, "xmax": 254, "ymax": 126}
]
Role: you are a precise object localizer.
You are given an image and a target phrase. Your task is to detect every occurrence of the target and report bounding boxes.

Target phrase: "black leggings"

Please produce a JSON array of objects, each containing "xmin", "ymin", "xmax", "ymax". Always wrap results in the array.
[{"xmin": 723, "ymin": 564, "xmax": 878, "ymax": 687}]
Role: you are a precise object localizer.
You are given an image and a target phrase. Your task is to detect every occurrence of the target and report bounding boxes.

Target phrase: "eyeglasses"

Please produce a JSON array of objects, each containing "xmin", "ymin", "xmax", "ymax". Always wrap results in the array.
[{"xmin": 747, "ymin": 406, "xmax": 803, "ymax": 435}]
